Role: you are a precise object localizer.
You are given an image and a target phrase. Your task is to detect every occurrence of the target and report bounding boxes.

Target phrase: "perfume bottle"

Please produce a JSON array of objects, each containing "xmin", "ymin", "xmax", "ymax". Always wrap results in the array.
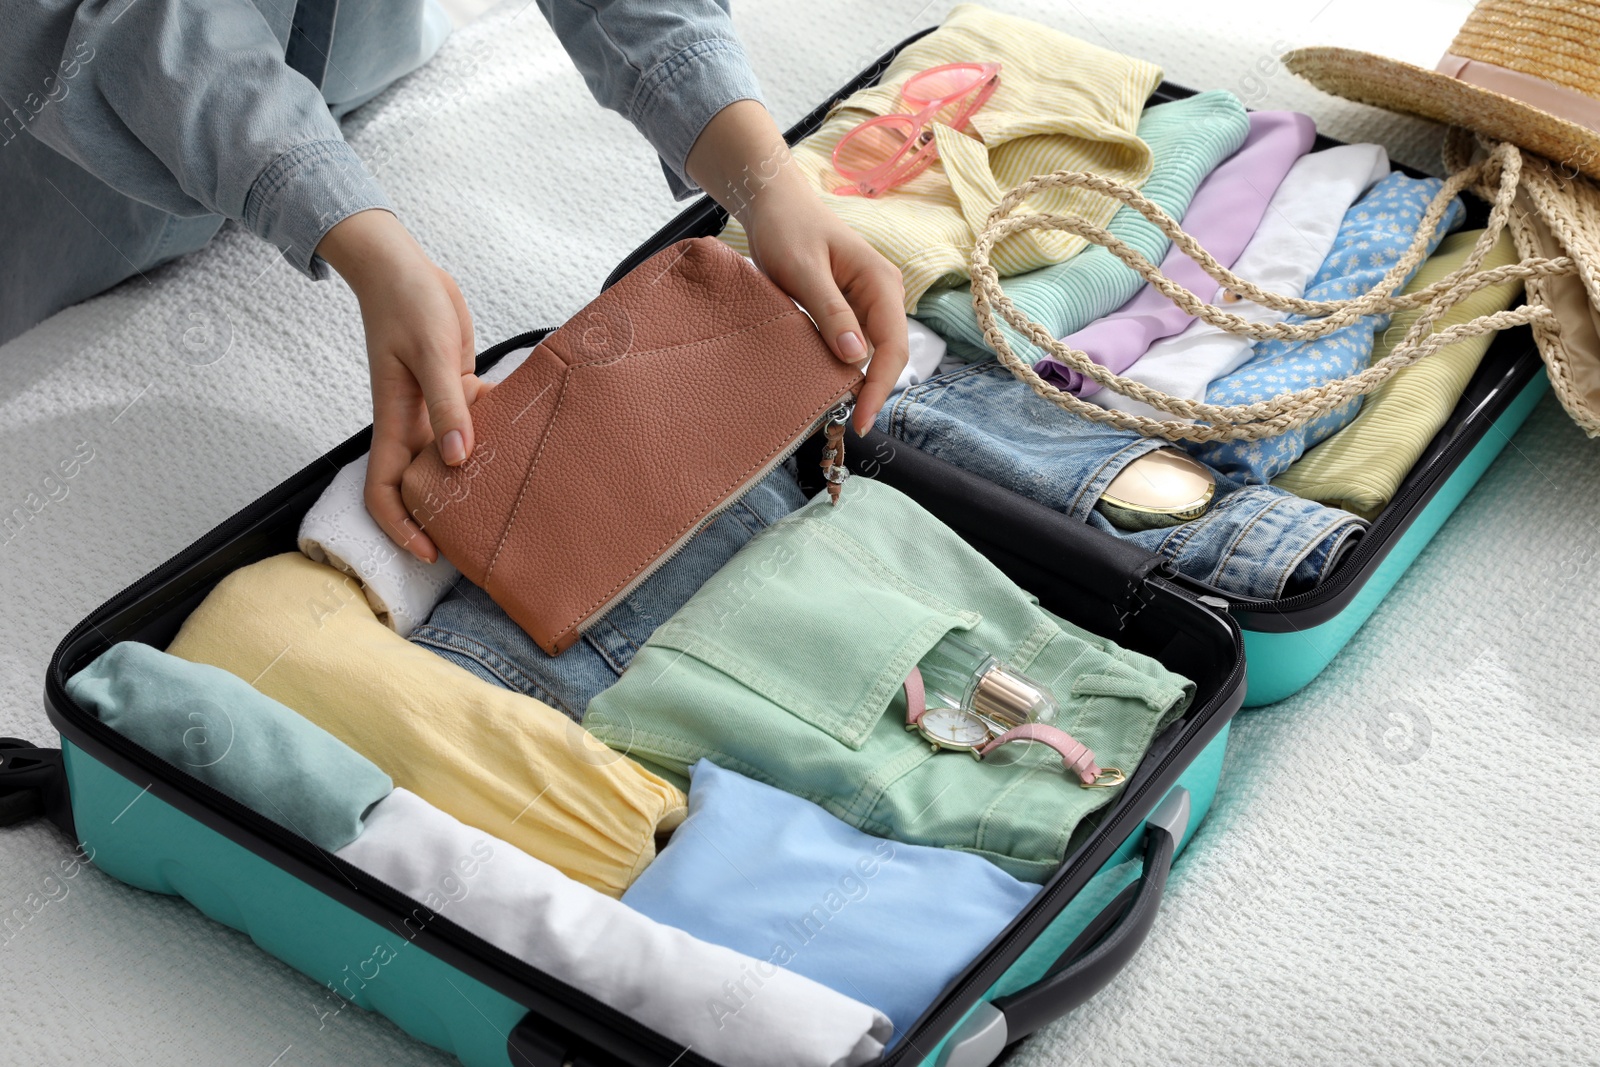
[{"xmin": 916, "ymin": 632, "xmax": 1060, "ymax": 733}]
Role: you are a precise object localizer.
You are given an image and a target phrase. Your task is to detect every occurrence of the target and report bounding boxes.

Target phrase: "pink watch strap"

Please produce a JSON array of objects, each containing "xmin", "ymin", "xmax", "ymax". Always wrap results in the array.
[
  {"xmin": 979, "ymin": 723, "xmax": 1104, "ymax": 786},
  {"xmin": 903, "ymin": 666, "xmax": 927, "ymax": 726}
]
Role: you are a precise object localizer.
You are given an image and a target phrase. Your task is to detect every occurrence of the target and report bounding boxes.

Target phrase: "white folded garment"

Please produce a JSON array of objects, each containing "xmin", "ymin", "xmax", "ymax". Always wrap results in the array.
[
  {"xmin": 1088, "ymin": 144, "xmax": 1391, "ymax": 421},
  {"xmin": 891, "ymin": 317, "xmax": 949, "ymax": 395},
  {"xmin": 294, "ymin": 347, "xmax": 535, "ymax": 637},
  {"xmin": 481, "ymin": 346, "xmax": 535, "ymax": 385},
  {"xmin": 297, "ymin": 454, "xmax": 459, "ymax": 637},
  {"xmin": 336, "ymin": 788, "xmax": 893, "ymax": 1067}
]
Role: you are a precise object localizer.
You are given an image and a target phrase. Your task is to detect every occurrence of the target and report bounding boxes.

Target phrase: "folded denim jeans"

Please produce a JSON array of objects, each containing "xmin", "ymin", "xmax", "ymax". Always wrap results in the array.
[
  {"xmin": 877, "ymin": 361, "xmax": 1368, "ymax": 600},
  {"xmin": 409, "ymin": 467, "xmax": 809, "ymax": 720}
]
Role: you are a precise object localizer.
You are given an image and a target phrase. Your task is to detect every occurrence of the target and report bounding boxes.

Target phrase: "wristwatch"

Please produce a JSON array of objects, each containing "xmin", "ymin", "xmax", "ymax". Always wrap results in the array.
[{"xmin": 902, "ymin": 668, "xmax": 1124, "ymax": 788}]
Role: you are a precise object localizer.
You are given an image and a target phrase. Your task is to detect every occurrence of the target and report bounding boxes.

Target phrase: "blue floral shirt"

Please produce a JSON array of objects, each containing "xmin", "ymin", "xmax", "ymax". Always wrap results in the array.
[{"xmin": 1189, "ymin": 171, "xmax": 1466, "ymax": 484}]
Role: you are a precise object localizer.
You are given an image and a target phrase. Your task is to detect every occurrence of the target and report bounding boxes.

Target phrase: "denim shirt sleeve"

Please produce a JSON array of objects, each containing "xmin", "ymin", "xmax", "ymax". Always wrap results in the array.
[
  {"xmin": 4, "ymin": 0, "xmax": 391, "ymax": 279},
  {"xmin": 535, "ymin": 0, "xmax": 765, "ymax": 200}
]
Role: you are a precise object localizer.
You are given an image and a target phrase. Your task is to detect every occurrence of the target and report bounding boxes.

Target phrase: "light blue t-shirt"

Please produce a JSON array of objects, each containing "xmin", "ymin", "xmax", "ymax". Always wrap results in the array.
[{"xmin": 622, "ymin": 759, "xmax": 1041, "ymax": 1041}]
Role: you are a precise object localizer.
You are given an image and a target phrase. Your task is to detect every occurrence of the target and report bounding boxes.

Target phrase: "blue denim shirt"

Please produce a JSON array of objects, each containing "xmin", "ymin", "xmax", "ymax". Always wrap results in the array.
[{"xmin": 0, "ymin": 0, "xmax": 762, "ymax": 341}]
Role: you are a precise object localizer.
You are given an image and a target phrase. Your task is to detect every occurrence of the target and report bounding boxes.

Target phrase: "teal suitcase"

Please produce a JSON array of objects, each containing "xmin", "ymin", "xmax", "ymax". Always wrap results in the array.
[{"xmin": 8, "ymin": 326, "xmax": 1244, "ymax": 1064}]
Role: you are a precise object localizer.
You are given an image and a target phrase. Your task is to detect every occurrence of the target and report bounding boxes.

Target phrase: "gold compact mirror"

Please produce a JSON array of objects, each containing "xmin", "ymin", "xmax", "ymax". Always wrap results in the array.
[{"xmin": 1096, "ymin": 449, "xmax": 1216, "ymax": 531}]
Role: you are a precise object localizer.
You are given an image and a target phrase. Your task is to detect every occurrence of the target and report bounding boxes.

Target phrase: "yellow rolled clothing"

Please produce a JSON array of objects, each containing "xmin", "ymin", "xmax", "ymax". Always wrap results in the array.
[
  {"xmin": 166, "ymin": 553, "xmax": 687, "ymax": 897},
  {"xmin": 1274, "ymin": 229, "xmax": 1524, "ymax": 518},
  {"xmin": 722, "ymin": 4, "xmax": 1162, "ymax": 312}
]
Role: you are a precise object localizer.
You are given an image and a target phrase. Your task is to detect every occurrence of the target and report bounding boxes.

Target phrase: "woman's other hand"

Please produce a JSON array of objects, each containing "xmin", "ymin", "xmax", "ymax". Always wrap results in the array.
[
  {"xmin": 687, "ymin": 101, "xmax": 907, "ymax": 435},
  {"xmin": 317, "ymin": 209, "xmax": 484, "ymax": 562}
]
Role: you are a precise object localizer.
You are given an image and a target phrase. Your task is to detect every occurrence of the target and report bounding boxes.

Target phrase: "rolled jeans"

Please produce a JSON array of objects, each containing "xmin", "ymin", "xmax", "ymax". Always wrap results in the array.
[
  {"xmin": 877, "ymin": 361, "xmax": 1366, "ymax": 600},
  {"xmin": 409, "ymin": 466, "xmax": 809, "ymax": 719}
]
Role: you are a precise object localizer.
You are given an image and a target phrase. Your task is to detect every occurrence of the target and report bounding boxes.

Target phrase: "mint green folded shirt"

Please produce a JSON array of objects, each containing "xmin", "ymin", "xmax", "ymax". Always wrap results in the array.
[
  {"xmin": 914, "ymin": 90, "xmax": 1251, "ymax": 364},
  {"xmin": 67, "ymin": 641, "xmax": 393, "ymax": 851},
  {"xmin": 583, "ymin": 479, "xmax": 1194, "ymax": 882}
]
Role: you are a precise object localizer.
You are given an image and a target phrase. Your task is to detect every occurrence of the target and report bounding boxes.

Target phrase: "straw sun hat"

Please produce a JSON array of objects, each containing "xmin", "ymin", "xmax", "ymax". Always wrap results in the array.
[
  {"xmin": 1282, "ymin": 0, "xmax": 1600, "ymax": 435},
  {"xmin": 1283, "ymin": 0, "xmax": 1600, "ymax": 181}
]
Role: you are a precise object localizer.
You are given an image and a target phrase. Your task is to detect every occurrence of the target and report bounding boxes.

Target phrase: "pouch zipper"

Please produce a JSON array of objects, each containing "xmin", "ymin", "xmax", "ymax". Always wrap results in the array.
[{"xmin": 576, "ymin": 393, "xmax": 856, "ymax": 632}]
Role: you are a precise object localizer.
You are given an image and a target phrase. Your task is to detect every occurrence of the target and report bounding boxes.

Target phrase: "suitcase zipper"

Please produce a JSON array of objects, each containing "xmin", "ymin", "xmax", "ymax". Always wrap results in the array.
[{"xmin": 576, "ymin": 393, "xmax": 856, "ymax": 633}]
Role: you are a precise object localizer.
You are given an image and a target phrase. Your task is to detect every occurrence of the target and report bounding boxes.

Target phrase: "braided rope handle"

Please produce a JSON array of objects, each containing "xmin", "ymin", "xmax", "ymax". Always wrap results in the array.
[{"xmin": 969, "ymin": 138, "xmax": 1578, "ymax": 443}]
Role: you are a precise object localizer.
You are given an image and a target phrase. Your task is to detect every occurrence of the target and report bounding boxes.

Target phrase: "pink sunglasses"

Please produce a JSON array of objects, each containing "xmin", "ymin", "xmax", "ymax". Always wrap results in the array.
[{"xmin": 831, "ymin": 62, "xmax": 1002, "ymax": 198}]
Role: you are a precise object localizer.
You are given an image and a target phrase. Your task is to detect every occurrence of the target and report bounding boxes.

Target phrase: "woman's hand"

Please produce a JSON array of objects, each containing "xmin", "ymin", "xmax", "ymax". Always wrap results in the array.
[
  {"xmin": 687, "ymin": 101, "xmax": 907, "ymax": 435},
  {"xmin": 317, "ymin": 209, "xmax": 484, "ymax": 562}
]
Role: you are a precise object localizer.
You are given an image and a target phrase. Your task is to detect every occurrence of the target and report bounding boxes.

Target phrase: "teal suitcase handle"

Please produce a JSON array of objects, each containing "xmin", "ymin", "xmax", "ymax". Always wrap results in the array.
[{"xmin": 938, "ymin": 787, "xmax": 1190, "ymax": 1067}]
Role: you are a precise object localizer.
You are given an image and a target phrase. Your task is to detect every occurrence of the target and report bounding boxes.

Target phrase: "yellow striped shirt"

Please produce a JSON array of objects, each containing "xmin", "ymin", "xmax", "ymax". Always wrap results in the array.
[
  {"xmin": 1273, "ymin": 229, "xmax": 1524, "ymax": 517},
  {"xmin": 723, "ymin": 4, "xmax": 1163, "ymax": 312}
]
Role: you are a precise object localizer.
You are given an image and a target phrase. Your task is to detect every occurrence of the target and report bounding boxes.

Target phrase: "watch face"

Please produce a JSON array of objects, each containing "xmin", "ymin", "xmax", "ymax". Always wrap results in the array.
[{"xmin": 920, "ymin": 706, "xmax": 991, "ymax": 750}]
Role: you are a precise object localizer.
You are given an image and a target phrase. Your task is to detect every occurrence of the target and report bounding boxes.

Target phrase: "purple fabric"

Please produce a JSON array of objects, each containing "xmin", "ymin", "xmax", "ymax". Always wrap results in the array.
[{"xmin": 1039, "ymin": 111, "xmax": 1317, "ymax": 395}]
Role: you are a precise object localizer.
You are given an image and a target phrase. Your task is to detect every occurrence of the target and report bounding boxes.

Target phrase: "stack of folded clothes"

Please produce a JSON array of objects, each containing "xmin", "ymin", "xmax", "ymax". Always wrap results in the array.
[
  {"xmin": 71, "ymin": 470, "xmax": 1193, "ymax": 1048},
  {"xmin": 1272, "ymin": 228, "xmax": 1525, "ymax": 516},
  {"xmin": 725, "ymin": 6, "xmax": 1520, "ymax": 600},
  {"xmin": 67, "ymin": 642, "xmax": 894, "ymax": 1067}
]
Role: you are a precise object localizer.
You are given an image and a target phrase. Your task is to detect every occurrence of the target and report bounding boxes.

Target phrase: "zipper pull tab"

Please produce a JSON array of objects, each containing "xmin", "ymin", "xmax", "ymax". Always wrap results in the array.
[{"xmin": 820, "ymin": 399, "xmax": 854, "ymax": 507}]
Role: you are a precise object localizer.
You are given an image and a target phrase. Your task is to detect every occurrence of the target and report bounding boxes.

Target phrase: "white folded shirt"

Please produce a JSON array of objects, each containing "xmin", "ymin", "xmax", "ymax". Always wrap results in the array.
[
  {"xmin": 1089, "ymin": 144, "xmax": 1391, "ymax": 421},
  {"xmin": 336, "ymin": 788, "xmax": 892, "ymax": 1067},
  {"xmin": 891, "ymin": 317, "xmax": 949, "ymax": 395},
  {"xmin": 295, "ymin": 347, "xmax": 535, "ymax": 637}
]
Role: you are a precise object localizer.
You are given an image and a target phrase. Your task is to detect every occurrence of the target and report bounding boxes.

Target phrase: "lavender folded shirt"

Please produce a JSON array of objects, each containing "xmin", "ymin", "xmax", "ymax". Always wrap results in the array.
[{"xmin": 1038, "ymin": 112, "xmax": 1317, "ymax": 395}]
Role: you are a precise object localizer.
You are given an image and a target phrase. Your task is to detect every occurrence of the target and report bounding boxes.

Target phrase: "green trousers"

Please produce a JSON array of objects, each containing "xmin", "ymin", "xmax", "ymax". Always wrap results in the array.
[{"xmin": 585, "ymin": 479, "xmax": 1193, "ymax": 881}]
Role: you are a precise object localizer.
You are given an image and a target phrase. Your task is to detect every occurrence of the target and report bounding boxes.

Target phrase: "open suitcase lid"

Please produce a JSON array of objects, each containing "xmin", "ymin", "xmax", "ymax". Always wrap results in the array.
[
  {"xmin": 21, "ymin": 29, "xmax": 1249, "ymax": 1067},
  {"xmin": 601, "ymin": 38, "xmax": 1545, "ymax": 640}
]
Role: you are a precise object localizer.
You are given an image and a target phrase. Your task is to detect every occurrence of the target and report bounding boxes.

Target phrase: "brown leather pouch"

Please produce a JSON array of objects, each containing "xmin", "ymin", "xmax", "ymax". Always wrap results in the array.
[{"xmin": 401, "ymin": 237, "xmax": 863, "ymax": 655}]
